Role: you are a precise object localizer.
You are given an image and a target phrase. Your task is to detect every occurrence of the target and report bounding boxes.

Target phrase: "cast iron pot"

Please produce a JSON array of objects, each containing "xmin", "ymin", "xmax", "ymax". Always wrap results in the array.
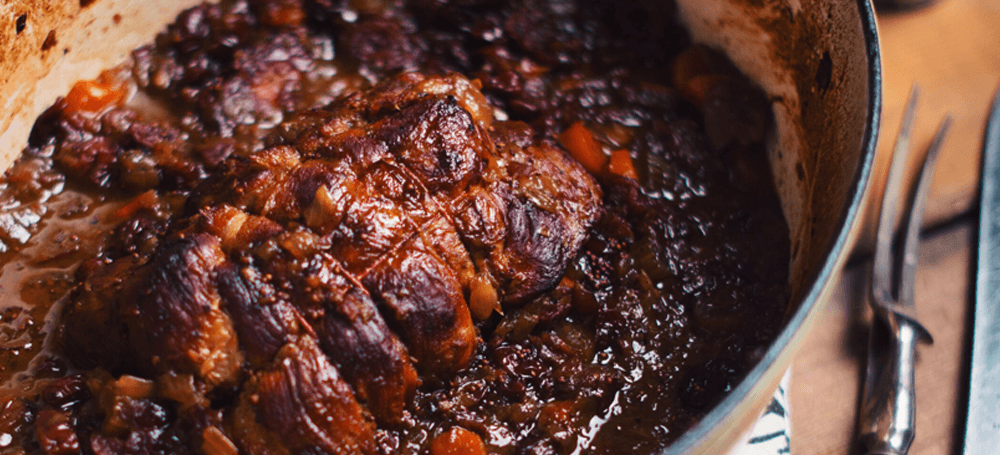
[{"xmin": 0, "ymin": 0, "xmax": 880, "ymax": 453}]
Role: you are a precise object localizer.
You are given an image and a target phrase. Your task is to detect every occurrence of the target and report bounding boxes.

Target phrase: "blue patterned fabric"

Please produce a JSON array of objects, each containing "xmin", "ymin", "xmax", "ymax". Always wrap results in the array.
[{"xmin": 727, "ymin": 370, "xmax": 792, "ymax": 455}]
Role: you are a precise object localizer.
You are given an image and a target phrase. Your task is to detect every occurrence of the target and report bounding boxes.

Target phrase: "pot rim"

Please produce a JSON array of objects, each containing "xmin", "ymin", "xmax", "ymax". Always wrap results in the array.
[{"xmin": 660, "ymin": 0, "xmax": 882, "ymax": 453}]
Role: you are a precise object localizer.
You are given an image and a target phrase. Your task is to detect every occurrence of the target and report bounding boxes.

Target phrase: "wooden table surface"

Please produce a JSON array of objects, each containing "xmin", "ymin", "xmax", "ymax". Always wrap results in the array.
[
  {"xmin": 790, "ymin": 0, "xmax": 1000, "ymax": 453},
  {"xmin": 855, "ymin": 0, "xmax": 1000, "ymax": 249},
  {"xmin": 791, "ymin": 219, "xmax": 973, "ymax": 455}
]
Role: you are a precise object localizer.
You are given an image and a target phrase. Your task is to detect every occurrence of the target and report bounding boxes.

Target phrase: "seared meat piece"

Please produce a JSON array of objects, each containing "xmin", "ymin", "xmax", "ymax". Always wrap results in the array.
[
  {"xmin": 263, "ymin": 72, "xmax": 601, "ymax": 307},
  {"xmin": 216, "ymin": 245, "xmax": 419, "ymax": 425},
  {"xmin": 363, "ymin": 234, "xmax": 476, "ymax": 377},
  {"xmin": 305, "ymin": 164, "xmax": 421, "ymax": 276},
  {"xmin": 215, "ymin": 263, "xmax": 302, "ymax": 368},
  {"xmin": 267, "ymin": 252, "xmax": 420, "ymax": 425},
  {"xmin": 58, "ymin": 71, "xmax": 600, "ymax": 444},
  {"xmin": 485, "ymin": 122, "xmax": 605, "ymax": 302},
  {"xmin": 230, "ymin": 336, "xmax": 376, "ymax": 455},
  {"xmin": 372, "ymin": 95, "xmax": 490, "ymax": 193},
  {"xmin": 190, "ymin": 70, "xmax": 600, "ymax": 306},
  {"xmin": 120, "ymin": 234, "xmax": 244, "ymax": 388}
]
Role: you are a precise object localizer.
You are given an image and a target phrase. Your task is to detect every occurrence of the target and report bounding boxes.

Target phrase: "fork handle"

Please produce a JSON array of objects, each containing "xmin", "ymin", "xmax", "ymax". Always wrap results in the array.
[{"xmin": 858, "ymin": 315, "xmax": 920, "ymax": 455}]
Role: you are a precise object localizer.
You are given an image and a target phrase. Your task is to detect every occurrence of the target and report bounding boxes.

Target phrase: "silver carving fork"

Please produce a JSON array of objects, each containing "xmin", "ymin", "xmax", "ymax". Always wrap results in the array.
[{"xmin": 858, "ymin": 87, "xmax": 951, "ymax": 455}]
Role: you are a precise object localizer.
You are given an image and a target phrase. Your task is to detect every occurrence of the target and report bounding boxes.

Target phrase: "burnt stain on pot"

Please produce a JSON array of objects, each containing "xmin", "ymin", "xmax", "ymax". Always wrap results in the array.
[
  {"xmin": 748, "ymin": 0, "xmax": 863, "ymax": 279},
  {"xmin": 15, "ymin": 14, "xmax": 27, "ymax": 34},
  {"xmin": 41, "ymin": 30, "xmax": 56, "ymax": 52},
  {"xmin": 816, "ymin": 50, "xmax": 833, "ymax": 95}
]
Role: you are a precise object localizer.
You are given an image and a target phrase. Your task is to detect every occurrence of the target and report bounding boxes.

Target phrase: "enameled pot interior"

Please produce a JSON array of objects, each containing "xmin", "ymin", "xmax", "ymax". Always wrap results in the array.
[{"xmin": 667, "ymin": 0, "xmax": 878, "ymax": 452}]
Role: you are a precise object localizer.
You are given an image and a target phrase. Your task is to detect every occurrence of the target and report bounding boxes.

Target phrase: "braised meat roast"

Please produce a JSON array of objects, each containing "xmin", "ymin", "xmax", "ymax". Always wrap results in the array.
[{"xmin": 58, "ymin": 72, "xmax": 602, "ymax": 448}]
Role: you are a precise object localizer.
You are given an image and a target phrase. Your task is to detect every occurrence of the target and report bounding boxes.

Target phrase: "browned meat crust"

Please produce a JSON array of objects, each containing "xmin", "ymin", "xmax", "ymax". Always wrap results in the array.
[
  {"xmin": 56, "ymin": 73, "xmax": 602, "ymax": 449},
  {"xmin": 232, "ymin": 336, "xmax": 377, "ymax": 455},
  {"xmin": 121, "ymin": 234, "xmax": 244, "ymax": 389}
]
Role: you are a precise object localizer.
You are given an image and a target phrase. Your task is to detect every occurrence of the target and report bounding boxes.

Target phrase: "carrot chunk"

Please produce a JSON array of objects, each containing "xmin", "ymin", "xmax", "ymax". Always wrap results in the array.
[
  {"xmin": 607, "ymin": 149, "xmax": 638, "ymax": 180},
  {"xmin": 64, "ymin": 79, "xmax": 125, "ymax": 114},
  {"xmin": 559, "ymin": 121, "xmax": 607, "ymax": 175},
  {"xmin": 111, "ymin": 190, "xmax": 160, "ymax": 221},
  {"xmin": 430, "ymin": 427, "xmax": 487, "ymax": 455}
]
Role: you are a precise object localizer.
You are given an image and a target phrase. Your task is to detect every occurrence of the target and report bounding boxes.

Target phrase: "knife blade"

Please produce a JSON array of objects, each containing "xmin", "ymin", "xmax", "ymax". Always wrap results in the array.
[{"xmin": 966, "ymin": 84, "xmax": 1000, "ymax": 455}]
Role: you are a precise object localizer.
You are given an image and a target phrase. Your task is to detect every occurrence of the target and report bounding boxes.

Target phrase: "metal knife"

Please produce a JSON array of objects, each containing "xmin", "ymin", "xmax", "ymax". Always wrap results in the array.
[{"xmin": 965, "ymin": 84, "xmax": 1000, "ymax": 455}]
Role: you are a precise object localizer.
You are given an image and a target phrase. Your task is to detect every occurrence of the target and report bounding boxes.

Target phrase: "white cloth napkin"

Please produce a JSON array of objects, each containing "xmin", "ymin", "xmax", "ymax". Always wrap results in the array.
[{"xmin": 726, "ymin": 369, "xmax": 792, "ymax": 455}]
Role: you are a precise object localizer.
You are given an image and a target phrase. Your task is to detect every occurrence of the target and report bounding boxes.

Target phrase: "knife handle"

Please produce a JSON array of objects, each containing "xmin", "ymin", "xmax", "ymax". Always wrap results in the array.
[{"xmin": 858, "ymin": 316, "xmax": 920, "ymax": 455}]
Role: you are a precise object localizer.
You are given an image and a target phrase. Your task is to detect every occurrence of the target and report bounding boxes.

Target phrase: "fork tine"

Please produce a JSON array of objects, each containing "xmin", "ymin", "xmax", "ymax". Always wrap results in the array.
[
  {"xmin": 897, "ymin": 116, "xmax": 952, "ymax": 307},
  {"xmin": 873, "ymin": 86, "xmax": 920, "ymax": 303}
]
